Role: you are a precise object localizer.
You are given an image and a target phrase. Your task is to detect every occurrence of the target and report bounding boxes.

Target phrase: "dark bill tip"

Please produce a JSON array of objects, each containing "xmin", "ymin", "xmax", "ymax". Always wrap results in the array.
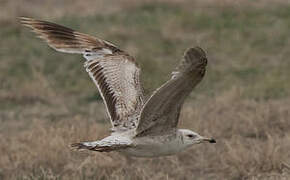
[{"xmin": 209, "ymin": 138, "xmax": 216, "ymax": 143}]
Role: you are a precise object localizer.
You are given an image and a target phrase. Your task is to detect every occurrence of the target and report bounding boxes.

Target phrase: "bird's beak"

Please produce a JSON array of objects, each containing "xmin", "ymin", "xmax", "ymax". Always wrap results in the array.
[{"xmin": 200, "ymin": 137, "xmax": 216, "ymax": 143}]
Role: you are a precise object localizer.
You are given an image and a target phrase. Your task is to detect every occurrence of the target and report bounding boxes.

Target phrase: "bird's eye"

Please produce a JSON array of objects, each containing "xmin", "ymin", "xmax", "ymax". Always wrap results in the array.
[{"xmin": 187, "ymin": 134, "xmax": 195, "ymax": 138}]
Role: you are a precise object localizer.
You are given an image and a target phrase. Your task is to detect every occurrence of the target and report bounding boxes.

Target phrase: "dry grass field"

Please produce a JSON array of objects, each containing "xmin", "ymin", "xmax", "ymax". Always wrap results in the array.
[{"xmin": 0, "ymin": 0, "xmax": 290, "ymax": 179}]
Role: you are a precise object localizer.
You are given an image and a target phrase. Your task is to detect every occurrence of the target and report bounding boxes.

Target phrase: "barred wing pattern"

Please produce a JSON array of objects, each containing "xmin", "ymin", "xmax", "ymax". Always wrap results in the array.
[
  {"xmin": 20, "ymin": 17, "xmax": 119, "ymax": 54},
  {"xmin": 85, "ymin": 56, "xmax": 144, "ymax": 130},
  {"xmin": 136, "ymin": 47, "xmax": 207, "ymax": 137},
  {"xmin": 20, "ymin": 17, "xmax": 144, "ymax": 131}
]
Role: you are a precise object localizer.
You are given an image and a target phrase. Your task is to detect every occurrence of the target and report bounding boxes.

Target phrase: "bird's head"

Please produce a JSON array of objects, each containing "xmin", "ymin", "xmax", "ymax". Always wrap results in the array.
[{"xmin": 178, "ymin": 129, "xmax": 216, "ymax": 146}]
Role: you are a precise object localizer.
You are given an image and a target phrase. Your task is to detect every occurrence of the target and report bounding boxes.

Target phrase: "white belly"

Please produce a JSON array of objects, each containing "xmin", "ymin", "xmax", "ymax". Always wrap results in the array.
[{"xmin": 119, "ymin": 136, "xmax": 188, "ymax": 157}]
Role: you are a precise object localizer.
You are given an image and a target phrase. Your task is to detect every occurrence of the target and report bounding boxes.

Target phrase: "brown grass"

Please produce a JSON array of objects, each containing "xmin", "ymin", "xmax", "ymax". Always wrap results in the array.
[
  {"xmin": 1, "ymin": 88, "xmax": 289, "ymax": 179},
  {"xmin": 0, "ymin": 0, "xmax": 290, "ymax": 179}
]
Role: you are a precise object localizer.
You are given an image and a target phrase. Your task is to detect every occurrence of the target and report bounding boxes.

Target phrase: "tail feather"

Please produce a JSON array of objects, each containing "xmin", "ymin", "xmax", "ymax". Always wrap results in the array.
[
  {"xmin": 71, "ymin": 142, "xmax": 94, "ymax": 151},
  {"xmin": 70, "ymin": 141, "xmax": 130, "ymax": 152}
]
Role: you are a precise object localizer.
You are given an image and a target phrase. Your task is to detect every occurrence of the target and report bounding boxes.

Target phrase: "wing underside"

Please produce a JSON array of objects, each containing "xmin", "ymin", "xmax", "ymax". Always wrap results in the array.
[
  {"xmin": 20, "ymin": 17, "xmax": 145, "ymax": 131},
  {"xmin": 85, "ymin": 56, "xmax": 144, "ymax": 130}
]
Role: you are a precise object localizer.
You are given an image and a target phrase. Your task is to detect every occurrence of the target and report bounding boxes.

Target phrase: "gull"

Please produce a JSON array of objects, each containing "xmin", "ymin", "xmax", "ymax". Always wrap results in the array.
[{"xmin": 20, "ymin": 17, "xmax": 216, "ymax": 157}]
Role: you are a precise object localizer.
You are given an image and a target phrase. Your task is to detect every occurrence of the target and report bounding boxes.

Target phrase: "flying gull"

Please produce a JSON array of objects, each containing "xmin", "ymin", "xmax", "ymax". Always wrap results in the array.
[{"xmin": 20, "ymin": 17, "xmax": 216, "ymax": 157}]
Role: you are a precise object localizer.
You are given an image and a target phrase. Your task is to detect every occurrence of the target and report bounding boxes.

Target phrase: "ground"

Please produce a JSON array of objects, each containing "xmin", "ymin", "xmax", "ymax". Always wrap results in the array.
[{"xmin": 0, "ymin": 0, "xmax": 290, "ymax": 179}]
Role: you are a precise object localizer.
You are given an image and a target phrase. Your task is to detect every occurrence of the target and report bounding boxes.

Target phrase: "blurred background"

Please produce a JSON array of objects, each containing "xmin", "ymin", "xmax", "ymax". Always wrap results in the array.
[{"xmin": 0, "ymin": 0, "xmax": 290, "ymax": 179}]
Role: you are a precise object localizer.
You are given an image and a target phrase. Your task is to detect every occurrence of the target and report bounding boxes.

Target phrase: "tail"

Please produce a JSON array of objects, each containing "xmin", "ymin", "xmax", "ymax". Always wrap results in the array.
[
  {"xmin": 70, "ymin": 141, "xmax": 131, "ymax": 152},
  {"xmin": 19, "ymin": 17, "xmax": 121, "ymax": 55},
  {"xmin": 71, "ymin": 142, "xmax": 95, "ymax": 151}
]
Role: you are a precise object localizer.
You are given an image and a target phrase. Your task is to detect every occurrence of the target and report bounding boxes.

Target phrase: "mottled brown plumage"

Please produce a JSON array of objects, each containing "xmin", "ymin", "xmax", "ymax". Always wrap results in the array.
[
  {"xmin": 85, "ymin": 55, "xmax": 144, "ymax": 130},
  {"xmin": 21, "ymin": 18, "xmax": 215, "ymax": 157},
  {"xmin": 20, "ymin": 17, "xmax": 144, "ymax": 131}
]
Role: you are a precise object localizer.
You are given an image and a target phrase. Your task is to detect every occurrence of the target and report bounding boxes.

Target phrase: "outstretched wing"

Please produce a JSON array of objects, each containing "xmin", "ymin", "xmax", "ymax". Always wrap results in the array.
[
  {"xmin": 20, "ymin": 17, "xmax": 145, "ymax": 131},
  {"xmin": 20, "ymin": 17, "xmax": 119, "ymax": 54},
  {"xmin": 136, "ymin": 47, "xmax": 207, "ymax": 137}
]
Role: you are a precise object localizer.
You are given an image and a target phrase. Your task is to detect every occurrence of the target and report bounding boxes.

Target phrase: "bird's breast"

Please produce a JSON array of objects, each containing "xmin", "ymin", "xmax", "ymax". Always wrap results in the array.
[{"xmin": 119, "ymin": 135, "xmax": 186, "ymax": 157}]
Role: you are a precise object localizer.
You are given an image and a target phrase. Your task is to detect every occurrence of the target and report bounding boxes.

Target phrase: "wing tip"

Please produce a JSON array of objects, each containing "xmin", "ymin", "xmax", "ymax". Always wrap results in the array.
[
  {"xmin": 19, "ymin": 16, "xmax": 34, "ymax": 25},
  {"xmin": 184, "ymin": 46, "xmax": 207, "ymax": 67},
  {"xmin": 184, "ymin": 47, "xmax": 206, "ymax": 60},
  {"xmin": 19, "ymin": 17, "xmax": 40, "ymax": 31}
]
